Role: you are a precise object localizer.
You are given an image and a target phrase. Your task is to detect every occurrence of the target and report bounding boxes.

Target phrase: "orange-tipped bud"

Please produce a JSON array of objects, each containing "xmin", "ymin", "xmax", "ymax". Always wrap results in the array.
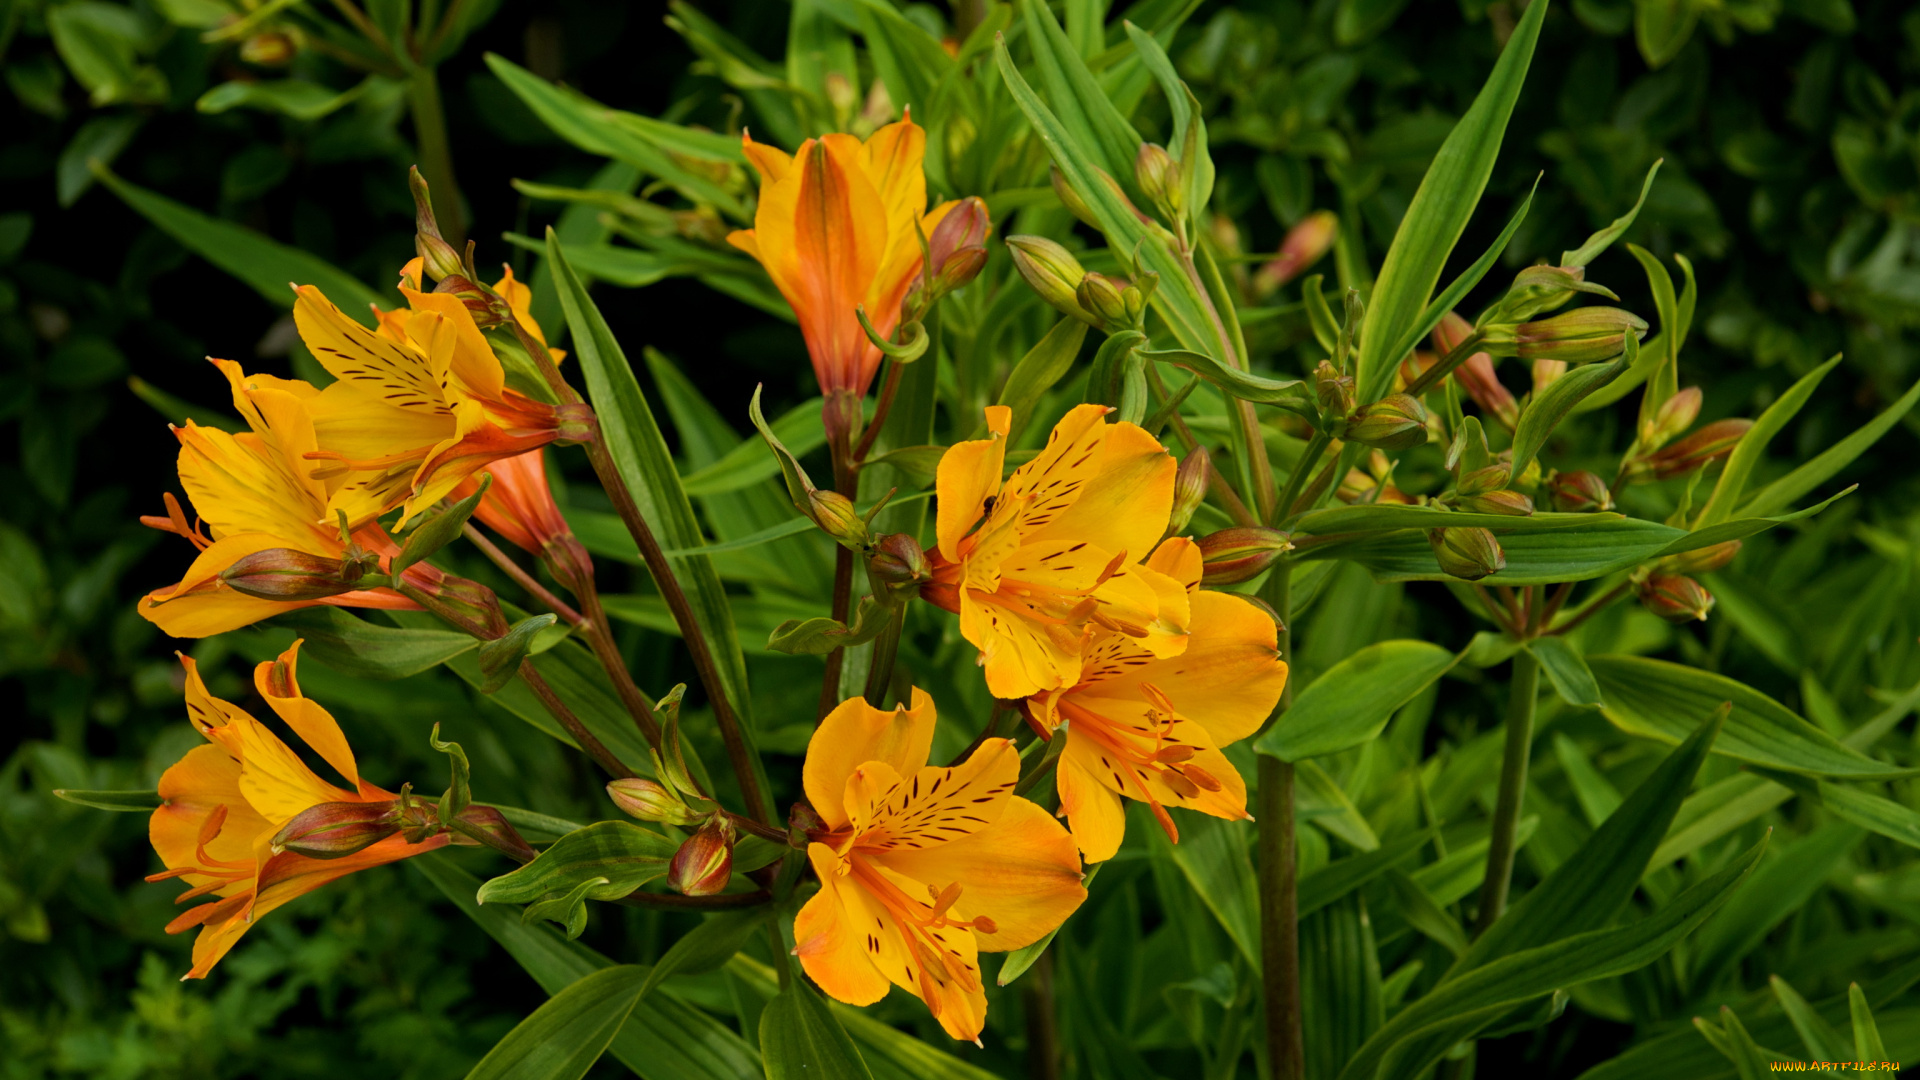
[
  {"xmin": 220, "ymin": 548, "xmax": 375, "ymax": 601},
  {"xmin": 1135, "ymin": 143, "xmax": 1181, "ymax": 214},
  {"xmin": 1455, "ymin": 352, "xmax": 1520, "ymax": 430},
  {"xmin": 1429, "ymin": 527, "xmax": 1505, "ymax": 581},
  {"xmin": 869, "ymin": 532, "xmax": 931, "ymax": 589},
  {"xmin": 1455, "ymin": 489, "xmax": 1534, "ymax": 516},
  {"xmin": 1347, "ymin": 394, "xmax": 1428, "ymax": 450},
  {"xmin": 270, "ymin": 800, "xmax": 402, "ymax": 858},
  {"xmin": 1007, "ymin": 236, "xmax": 1093, "ymax": 325},
  {"xmin": 668, "ymin": 816, "xmax": 736, "ymax": 897},
  {"xmin": 1637, "ymin": 573, "xmax": 1714, "ymax": 623},
  {"xmin": 1532, "ymin": 359, "xmax": 1568, "ymax": 394},
  {"xmin": 1639, "ymin": 418, "xmax": 1752, "ymax": 480},
  {"xmin": 1433, "ymin": 311, "xmax": 1475, "ymax": 355},
  {"xmin": 1547, "ymin": 470, "xmax": 1614, "ymax": 513},
  {"xmin": 1255, "ymin": 210, "xmax": 1337, "ymax": 292},
  {"xmin": 1197, "ymin": 526, "xmax": 1293, "ymax": 585},
  {"xmin": 1168, "ymin": 448, "xmax": 1210, "ymax": 535},
  {"xmin": 607, "ymin": 778, "xmax": 706, "ymax": 826},
  {"xmin": 1643, "ymin": 387, "xmax": 1703, "ymax": 450},
  {"xmin": 1662, "ymin": 539, "xmax": 1742, "ymax": 576},
  {"xmin": 1497, "ymin": 307, "xmax": 1648, "ymax": 362}
]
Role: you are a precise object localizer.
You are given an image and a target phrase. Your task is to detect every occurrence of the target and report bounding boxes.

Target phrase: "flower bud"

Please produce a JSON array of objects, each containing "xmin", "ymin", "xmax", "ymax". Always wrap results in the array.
[
  {"xmin": 668, "ymin": 816, "xmax": 736, "ymax": 897},
  {"xmin": 1076, "ymin": 272, "xmax": 1133, "ymax": 331},
  {"xmin": 1007, "ymin": 236, "xmax": 1095, "ymax": 325},
  {"xmin": 1255, "ymin": 210, "xmax": 1338, "ymax": 293},
  {"xmin": 1347, "ymin": 394, "xmax": 1429, "ymax": 450},
  {"xmin": 1428, "ymin": 527, "xmax": 1506, "ymax": 581},
  {"xmin": 1455, "ymin": 351, "xmax": 1518, "ymax": 430},
  {"xmin": 448, "ymin": 804, "xmax": 540, "ymax": 862},
  {"xmin": 1484, "ymin": 264, "xmax": 1619, "ymax": 324},
  {"xmin": 1662, "ymin": 539, "xmax": 1742, "ymax": 576},
  {"xmin": 926, "ymin": 196, "xmax": 991, "ymax": 297},
  {"xmin": 397, "ymin": 572, "xmax": 509, "ymax": 640},
  {"xmin": 1456, "ymin": 463, "xmax": 1513, "ymax": 498},
  {"xmin": 807, "ymin": 489, "xmax": 870, "ymax": 551},
  {"xmin": 1454, "ymin": 489, "xmax": 1534, "ymax": 516},
  {"xmin": 1198, "ymin": 526, "xmax": 1293, "ymax": 586},
  {"xmin": 1640, "ymin": 419, "xmax": 1752, "ymax": 480},
  {"xmin": 1135, "ymin": 143, "xmax": 1182, "ymax": 215},
  {"xmin": 1123, "ymin": 271, "xmax": 1158, "ymax": 325},
  {"xmin": 1532, "ymin": 359, "xmax": 1568, "ymax": 394},
  {"xmin": 1547, "ymin": 470, "xmax": 1614, "ymax": 513},
  {"xmin": 409, "ymin": 167, "xmax": 465, "ymax": 284},
  {"xmin": 1051, "ymin": 166, "xmax": 1101, "ymax": 230},
  {"xmin": 1167, "ymin": 448, "xmax": 1209, "ymax": 536},
  {"xmin": 869, "ymin": 532, "xmax": 931, "ymax": 589},
  {"xmin": 1503, "ymin": 307, "xmax": 1648, "ymax": 363},
  {"xmin": 220, "ymin": 548, "xmax": 373, "ymax": 601},
  {"xmin": 1642, "ymin": 387, "xmax": 1702, "ymax": 450},
  {"xmin": 607, "ymin": 777, "xmax": 706, "ymax": 826},
  {"xmin": 1432, "ymin": 311, "xmax": 1474, "ymax": 356},
  {"xmin": 270, "ymin": 800, "xmax": 401, "ymax": 858},
  {"xmin": 1314, "ymin": 360, "xmax": 1355, "ymax": 419},
  {"xmin": 789, "ymin": 802, "xmax": 827, "ymax": 845},
  {"xmin": 1637, "ymin": 573, "xmax": 1714, "ymax": 623},
  {"xmin": 240, "ymin": 31, "xmax": 296, "ymax": 66}
]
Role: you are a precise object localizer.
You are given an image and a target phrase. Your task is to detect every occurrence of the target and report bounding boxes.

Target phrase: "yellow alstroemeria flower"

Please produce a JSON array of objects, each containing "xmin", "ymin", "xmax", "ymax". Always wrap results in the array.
[
  {"xmin": 147, "ymin": 642, "xmax": 447, "ymax": 978},
  {"xmin": 727, "ymin": 116, "xmax": 962, "ymax": 433},
  {"xmin": 295, "ymin": 260, "xmax": 582, "ymax": 526},
  {"xmin": 923, "ymin": 404, "xmax": 1191, "ymax": 700},
  {"xmin": 1029, "ymin": 539, "xmax": 1289, "ymax": 862},
  {"xmin": 793, "ymin": 689, "xmax": 1086, "ymax": 1044},
  {"xmin": 138, "ymin": 358, "xmax": 428, "ymax": 639}
]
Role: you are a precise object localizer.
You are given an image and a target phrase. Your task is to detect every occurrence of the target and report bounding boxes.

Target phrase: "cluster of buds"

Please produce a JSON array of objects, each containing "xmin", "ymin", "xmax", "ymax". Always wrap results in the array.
[
  {"xmin": 1439, "ymin": 418, "xmax": 1533, "ymax": 517},
  {"xmin": 1006, "ymin": 235, "xmax": 1157, "ymax": 335},
  {"xmin": 907, "ymin": 197, "xmax": 990, "ymax": 313},
  {"xmin": 1196, "ymin": 526, "xmax": 1293, "ymax": 586},
  {"xmin": 607, "ymin": 690, "xmax": 741, "ymax": 896},
  {"xmin": 1253, "ymin": 211, "xmax": 1337, "ymax": 298},
  {"xmin": 1429, "ymin": 526, "xmax": 1507, "ymax": 581}
]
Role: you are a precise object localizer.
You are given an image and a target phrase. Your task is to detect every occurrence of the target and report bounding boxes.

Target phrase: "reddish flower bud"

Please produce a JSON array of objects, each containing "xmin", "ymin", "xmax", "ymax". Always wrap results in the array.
[
  {"xmin": 926, "ymin": 196, "xmax": 991, "ymax": 297},
  {"xmin": 1547, "ymin": 470, "xmax": 1614, "ymax": 513},
  {"xmin": 1532, "ymin": 359, "xmax": 1568, "ymax": 394},
  {"xmin": 220, "ymin": 548, "xmax": 374, "ymax": 601},
  {"xmin": 1637, "ymin": 573, "xmax": 1715, "ymax": 623},
  {"xmin": 1347, "ymin": 394, "xmax": 1429, "ymax": 450},
  {"xmin": 270, "ymin": 800, "xmax": 402, "ymax": 858},
  {"xmin": 1198, "ymin": 526, "xmax": 1293, "ymax": 586},
  {"xmin": 1641, "ymin": 418, "xmax": 1753, "ymax": 480},
  {"xmin": 1642, "ymin": 387, "xmax": 1702, "ymax": 450},
  {"xmin": 1428, "ymin": 527, "xmax": 1506, "ymax": 581},
  {"xmin": 1456, "ymin": 463, "xmax": 1513, "ymax": 498},
  {"xmin": 607, "ymin": 778, "xmax": 705, "ymax": 826},
  {"xmin": 869, "ymin": 532, "xmax": 931, "ymax": 589},
  {"xmin": 1168, "ymin": 448, "xmax": 1210, "ymax": 536},
  {"xmin": 448, "ymin": 804, "xmax": 540, "ymax": 862},
  {"xmin": 668, "ymin": 816, "xmax": 736, "ymax": 897},
  {"xmin": 1454, "ymin": 352, "xmax": 1519, "ymax": 430},
  {"xmin": 1501, "ymin": 307, "xmax": 1648, "ymax": 363},
  {"xmin": 410, "ymin": 167, "xmax": 466, "ymax": 285},
  {"xmin": 1255, "ymin": 210, "xmax": 1337, "ymax": 292},
  {"xmin": 398, "ymin": 572, "xmax": 509, "ymax": 640}
]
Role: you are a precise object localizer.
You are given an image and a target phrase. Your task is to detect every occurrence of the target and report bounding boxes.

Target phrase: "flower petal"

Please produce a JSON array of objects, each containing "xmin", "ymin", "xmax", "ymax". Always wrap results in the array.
[
  {"xmin": 935, "ymin": 406, "xmax": 1011, "ymax": 561},
  {"xmin": 1055, "ymin": 755, "xmax": 1128, "ymax": 863},
  {"xmin": 255, "ymin": 640, "xmax": 363, "ymax": 793},
  {"xmin": 794, "ymin": 843, "xmax": 895, "ymax": 1006},
  {"xmin": 803, "ymin": 688, "xmax": 936, "ymax": 830},
  {"xmin": 874, "ymin": 796, "xmax": 1087, "ymax": 950}
]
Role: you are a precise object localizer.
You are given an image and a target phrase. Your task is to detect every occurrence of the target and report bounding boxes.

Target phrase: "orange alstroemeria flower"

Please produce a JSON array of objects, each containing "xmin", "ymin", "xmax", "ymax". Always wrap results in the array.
[
  {"xmin": 1029, "ymin": 540, "xmax": 1289, "ymax": 862},
  {"xmin": 924, "ymin": 404, "xmax": 1191, "ymax": 700},
  {"xmin": 728, "ymin": 116, "xmax": 965, "ymax": 425},
  {"xmin": 147, "ymin": 642, "xmax": 447, "ymax": 978},
  {"xmin": 296, "ymin": 261, "xmax": 582, "ymax": 526},
  {"xmin": 794, "ymin": 689, "xmax": 1086, "ymax": 1043},
  {"xmin": 139, "ymin": 358, "xmax": 432, "ymax": 639}
]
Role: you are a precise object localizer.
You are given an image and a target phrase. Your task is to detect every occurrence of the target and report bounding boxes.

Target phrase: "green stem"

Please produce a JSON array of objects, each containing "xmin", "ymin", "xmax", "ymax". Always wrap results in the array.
[
  {"xmin": 1273, "ymin": 432, "xmax": 1331, "ymax": 526},
  {"xmin": 862, "ymin": 604, "xmax": 905, "ymax": 707},
  {"xmin": 405, "ymin": 65, "xmax": 464, "ymax": 248},
  {"xmin": 1473, "ymin": 649, "xmax": 1539, "ymax": 938},
  {"xmin": 1026, "ymin": 949, "xmax": 1062, "ymax": 1080},
  {"xmin": 518, "ymin": 659, "xmax": 636, "ymax": 780},
  {"xmin": 1403, "ymin": 330, "xmax": 1485, "ymax": 400},
  {"xmin": 1256, "ymin": 563, "xmax": 1303, "ymax": 1080}
]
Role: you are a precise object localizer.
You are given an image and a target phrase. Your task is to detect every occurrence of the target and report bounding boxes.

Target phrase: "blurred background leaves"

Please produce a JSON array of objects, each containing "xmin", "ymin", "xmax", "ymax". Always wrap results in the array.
[{"xmin": 5, "ymin": 0, "xmax": 1920, "ymax": 1077}]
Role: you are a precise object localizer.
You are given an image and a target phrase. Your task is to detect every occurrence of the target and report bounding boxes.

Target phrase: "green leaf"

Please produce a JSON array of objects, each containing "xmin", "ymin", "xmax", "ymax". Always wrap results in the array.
[
  {"xmin": 1156, "ymin": 814, "xmax": 1261, "ymax": 970},
  {"xmin": 1297, "ymin": 759, "xmax": 1381, "ymax": 850},
  {"xmin": 95, "ymin": 167, "xmax": 383, "ymax": 321},
  {"xmin": 1648, "ymin": 773, "xmax": 1792, "ymax": 871},
  {"xmin": 465, "ymin": 964, "xmax": 649, "ymax": 1080},
  {"xmin": 1353, "ymin": 0, "xmax": 1547, "ymax": 402},
  {"xmin": 1741, "ymin": 372, "xmax": 1920, "ymax": 519},
  {"xmin": 767, "ymin": 595, "xmax": 894, "ymax": 655},
  {"xmin": 546, "ymin": 230, "xmax": 756, "ymax": 731},
  {"xmin": 1019, "ymin": 0, "xmax": 1143, "ymax": 199},
  {"xmin": 1336, "ymin": 834, "xmax": 1766, "ymax": 1080},
  {"xmin": 51, "ymin": 788, "xmax": 161, "ymax": 811},
  {"xmin": 1386, "ymin": 869, "xmax": 1468, "ymax": 956},
  {"xmin": 1299, "ymin": 829, "xmax": 1436, "ymax": 918},
  {"xmin": 1696, "ymin": 355, "xmax": 1842, "ymax": 528},
  {"xmin": 412, "ymin": 858, "xmax": 763, "ymax": 1080},
  {"xmin": 197, "ymin": 77, "xmax": 366, "ymax": 120},
  {"xmin": 1851, "ymin": 984, "xmax": 1888, "ymax": 1062},
  {"xmin": 270, "ymin": 607, "xmax": 477, "ymax": 679},
  {"xmin": 1257, "ymin": 641, "xmax": 1458, "ymax": 762},
  {"xmin": 1508, "ymin": 353, "xmax": 1629, "ymax": 481},
  {"xmin": 1552, "ymin": 734, "xmax": 1623, "ymax": 827},
  {"xmin": 1292, "ymin": 505, "xmax": 1621, "ymax": 535},
  {"xmin": 1588, "ymin": 655, "xmax": 1911, "ymax": 779},
  {"xmin": 1381, "ymin": 178, "xmax": 1539, "ymax": 385},
  {"xmin": 1687, "ymin": 822, "xmax": 1864, "ymax": 993},
  {"xmin": 641, "ymin": 910, "xmax": 768, "ymax": 1001},
  {"xmin": 996, "ymin": 317, "xmax": 1090, "ymax": 443},
  {"xmin": 683, "ymin": 396, "xmax": 828, "ymax": 497},
  {"xmin": 476, "ymin": 821, "xmax": 679, "ymax": 906},
  {"xmin": 1527, "ymin": 636, "xmax": 1602, "ymax": 708},
  {"xmin": 478, "ymin": 614, "xmax": 560, "ymax": 694},
  {"xmin": 1636, "ymin": 0, "xmax": 1700, "ymax": 68},
  {"xmin": 760, "ymin": 980, "xmax": 876, "ymax": 1080},
  {"xmin": 1770, "ymin": 975, "xmax": 1848, "ymax": 1064},
  {"xmin": 1576, "ymin": 247, "xmax": 1693, "ymax": 414},
  {"xmin": 1562, "ymin": 160, "xmax": 1662, "ymax": 268},
  {"xmin": 1142, "ymin": 347, "xmax": 1315, "ymax": 411},
  {"xmin": 1457, "ymin": 705, "xmax": 1722, "ymax": 973}
]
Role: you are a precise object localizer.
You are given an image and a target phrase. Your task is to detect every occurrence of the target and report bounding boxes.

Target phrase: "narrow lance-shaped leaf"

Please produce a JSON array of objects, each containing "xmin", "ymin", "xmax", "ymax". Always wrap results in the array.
[
  {"xmin": 1508, "ymin": 350, "xmax": 1630, "ymax": 480},
  {"xmin": 1741, "ymin": 371, "xmax": 1920, "ymax": 519},
  {"xmin": 761, "ymin": 979, "xmax": 878, "ymax": 1080},
  {"xmin": 1695, "ymin": 355, "xmax": 1843, "ymax": 529},
  {"xmin": 1258, "ymin": 640, "xmax": 1459, "ymax": 762},
  {"xmin": 1383, "ymin": 176, "xmax": 1539, "ymax": 381},
  {"xmin": 464, "ymin": 965, "xmax": 650, "ymax": 1080},
  {"xmin": 1354, "ymin": 0, "xmax": 1548, "ymax": 402}
]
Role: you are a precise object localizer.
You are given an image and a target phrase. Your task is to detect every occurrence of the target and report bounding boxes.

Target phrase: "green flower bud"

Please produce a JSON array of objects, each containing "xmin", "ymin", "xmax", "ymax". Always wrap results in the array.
[
  {"xmin": 1135, "ymin": 142, "xmax": 1182, "ymax": 215},
  {"xmin": 1661, "ymin": 539, "xmax": 1742, "ymax": 576},
  {"xmin": 1641, "ymin": 387, "xmax": 1702, "ymax": 450},
  {"xmin": 1076, "ymin": 272, "xmax": 1133, "ymax": 331},
  {"xmin": 807, "ymin": 489, "xmax": 870, "ymax": 551},
  {"xmin": 1453, "ymin": 489, "xmax": 1534, "ymax": 516},
  {"xmin": 1197, "ymin": 526, "xmax": 1293, "ymax": 585},
  {"xmin": 1051, "ymin": 167, "xmax": 1101, "ymax": 231},
  {"xmin": 1167, "ymin": 448, "xmax": 1210, "ymax": 536},
  {"xmin": 1428, "ymin": 527, "xmax": 1505, "ymax": 581},
  {"xmin": 607, "ymin": 778, "xmax": 706, "ymax": 826},
  {"xmin": 1314, "ymin": 359, "xmax": 1355, "ymax": 419},
  {"xmin": 1347, "ymin": 394, "xmax": 1429, "ymax": 450},
  {"xmin": 1497, "ymin": 307, "xmax": 1648, "ymax": 363},
  {"xmin": 1006, "ymin": 235, "xmax": 1095, "ymax": 325},
  {"xmin": 1456, "ymin": 463, "xmax": 1513, "ymax": 498},
  {"xmin": 220, "ymin": 548, "xmax": 373, "ymax": 601}
]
